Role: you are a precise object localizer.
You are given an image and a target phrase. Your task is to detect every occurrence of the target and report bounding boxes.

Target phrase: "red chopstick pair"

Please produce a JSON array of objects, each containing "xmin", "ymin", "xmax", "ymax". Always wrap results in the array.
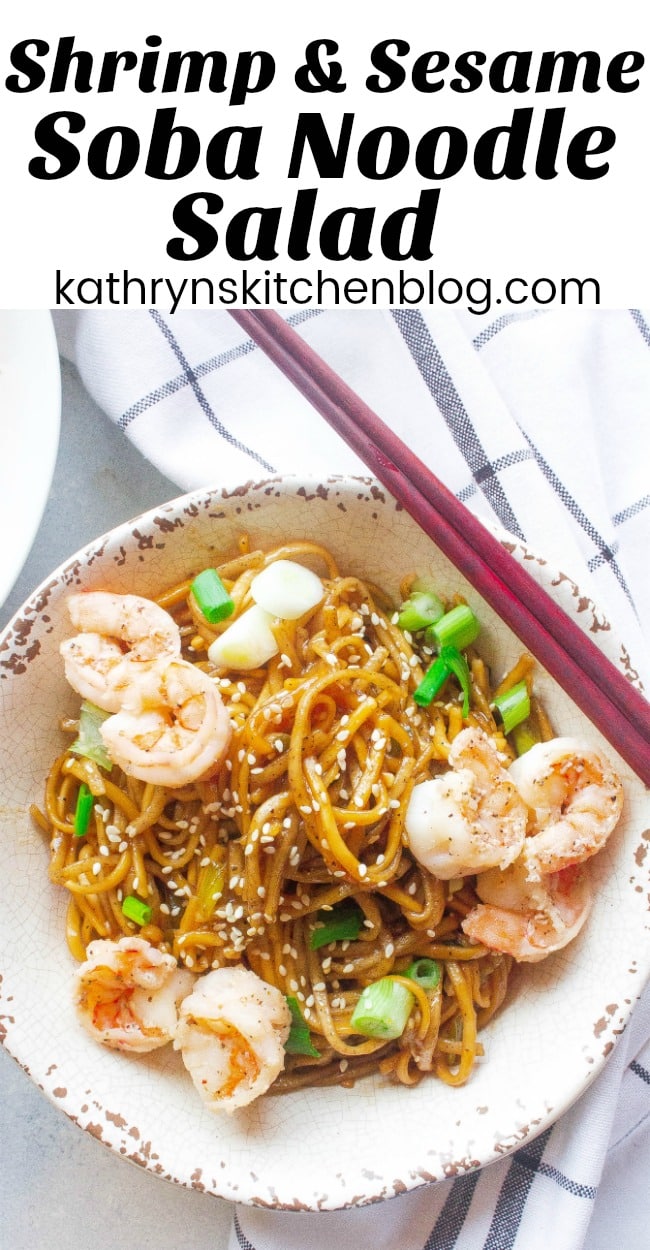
[{"xmin": 229, "ymin": 308, "xmax": 650, "ymax": 787}]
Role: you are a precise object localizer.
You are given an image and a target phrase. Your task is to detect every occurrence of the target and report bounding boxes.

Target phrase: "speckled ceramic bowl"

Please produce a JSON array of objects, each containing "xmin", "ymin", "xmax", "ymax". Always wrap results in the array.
[{"xmin": 1, "ymin": 475, "xmax": 648, "ymax": 1210}]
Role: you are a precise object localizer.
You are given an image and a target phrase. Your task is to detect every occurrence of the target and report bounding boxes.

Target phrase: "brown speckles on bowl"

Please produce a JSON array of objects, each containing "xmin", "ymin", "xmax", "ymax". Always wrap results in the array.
[
  {"xmin": 0, "ymin": 474, "xmax": 648, "ymax": 1211},
  {"xmin": 634, "ymin": 830, "xmax": 650, "ymax": 869}
]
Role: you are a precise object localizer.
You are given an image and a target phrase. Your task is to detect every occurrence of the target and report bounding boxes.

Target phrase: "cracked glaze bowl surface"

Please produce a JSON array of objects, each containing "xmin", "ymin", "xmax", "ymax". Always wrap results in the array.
[{"xmin": 1, "ymin": 475, "xmax": 648, "ymax": 1210}]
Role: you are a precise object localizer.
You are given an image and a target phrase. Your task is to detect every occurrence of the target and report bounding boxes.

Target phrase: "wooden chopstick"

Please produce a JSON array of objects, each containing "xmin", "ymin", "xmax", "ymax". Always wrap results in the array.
[{"xmin": 229, "ymin": 308, "xmax": 650, "ymax": 786}]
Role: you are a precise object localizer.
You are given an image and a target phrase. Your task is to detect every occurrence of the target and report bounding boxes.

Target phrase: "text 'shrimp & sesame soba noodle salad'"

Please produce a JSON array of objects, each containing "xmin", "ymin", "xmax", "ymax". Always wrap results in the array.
[{"xmin": 32, "ymin": 536, "xmax": 624, "ymax": 1114}]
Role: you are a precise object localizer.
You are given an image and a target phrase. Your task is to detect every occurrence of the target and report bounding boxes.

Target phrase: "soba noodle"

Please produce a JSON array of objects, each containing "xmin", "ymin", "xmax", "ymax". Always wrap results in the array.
[{"xmin": 34, "ymin": 537, "xmax": 550, "ymax": 1091}]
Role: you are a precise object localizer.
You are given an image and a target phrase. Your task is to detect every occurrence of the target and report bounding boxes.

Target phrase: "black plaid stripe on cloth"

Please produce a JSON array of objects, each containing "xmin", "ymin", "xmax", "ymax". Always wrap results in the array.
[{"xmin": 54, "ymin": 306, "xmax": 650, "ymax": 1250}]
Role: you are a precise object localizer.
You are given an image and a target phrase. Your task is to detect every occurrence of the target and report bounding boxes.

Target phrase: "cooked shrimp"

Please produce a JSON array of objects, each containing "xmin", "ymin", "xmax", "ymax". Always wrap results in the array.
[
  {"xmin": 74, "ymin": 935, "xmax": 194, "ymax": 1052},
  {"xmin": 404, "ymin": 727, "xmax": 528, "ymax": 879},
  {"xmin": 61, "ymin": 591, "xmax": 181, "ymax": 712},
  {"xmin": 509, "ymin": 737, "xmax": 623, "ymax": 879},
  {"xmin": 174, "ymin": 966, "xmax": 291, "ymax": 1113},
  {"xmin": 462, "ymin": 859, "xmax": 593, "ymax": 962},
  {"xmin": 100, "ymin": 657, "xmax": 232, "ymax": 787}
]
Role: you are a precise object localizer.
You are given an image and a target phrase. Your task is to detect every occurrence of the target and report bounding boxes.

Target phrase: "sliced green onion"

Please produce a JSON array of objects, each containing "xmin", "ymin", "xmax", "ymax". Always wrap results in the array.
[
  {"xmin": 70, "ymin": 700, "xmax": 113, "ymax": 771},
  {"xmin": 207, "ymin": 603, "xmax": 278, "ymax": 670},
  {"xmin": 397, "ymin": 590, "xmax": 444, "ymax": 633},
  {"xmin": 413, "ymin": 644, "xmax": 471, "ymax": 715},
  {"xmin": 309, "ymin": 901, "xmax": 363, "ymax": 950},
  {"xmin": 413, "ymin": 651, "xmax": 451, "ymax": 707},
  {"xmin": 191, "ymin": 568, "xmax": 235, "ymax": 624},
  {"xmin": 284, "ymin": 995, "xmax": 321, "ymax": 1056},
  {"xmin": 491, "ymin": 680, "xmax": 531, "ymax": 736},
  {"xmin": 441, "ymin": 646, "xmax": 472, "ymax": 717},
  {"xmin": 425, "ymin": 603, "xmax": 480, "ymax": 653},
  {"xmin": 73, "ymin": 782, "xmax": 94, "ymax": 837},
  {"xmin": 511, "ymin": 721, "xmax": 540, "ymax": 757},
  {"xmin": 121, "ymin": 895, "xmax": 152, "ymax": 926},
  {"xmin": 350, "ymin": 976, "xmax": 415, "ymax": 1040},
  {"xmin": 403, "ymin": 958, "xmax": 442, "ymax": 990}
]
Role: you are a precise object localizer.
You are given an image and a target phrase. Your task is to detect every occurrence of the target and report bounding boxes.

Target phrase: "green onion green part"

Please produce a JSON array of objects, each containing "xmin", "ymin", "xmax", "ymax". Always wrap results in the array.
[
  {"xmin": 284, "ymin": 995, "xmax": 321, "ymax": 1056},
  {"xmin": 425, "ymin": 603, "xmax": 480, "ymax": 653},
  {"xmin": 413, "ymin": 651, "xmax": 452, "ymax": 707},
  {"xmin": 413, "ymin": 644, "xmax": 472, "ymax": 715},
  {"xmin": 191, "ymin": 568, "xmax": 235, "ymax": 624},
  {"xmin": 70, "ymin": 700, "xmax": 113, "ymax": 771},
  {"xmin": 397, "ymin": 590, "xmax": 445, "ymax": 633},
  {"xmin": 73, "ymin": 782, "xmax": 94, "ymax": 837},
  {"xmin": 350, "ymin": 977, "xmax": 415, "ymax": 1040},
  {"xmin": 511, "ymin": 721, "xmax": 540, "ymax": 757},
  {"xmin": 491, "ymin": 680, "xmax": 531, "ymax": 736},
  {"xmin": 403, "ymin": 958, "xmax": 442, "ymax": 990},
  {"xmin": 441, "ymin": 645, "xmax": 472, "ymax": 717},
  {"xmin": 309, "ymin": 901, "xmax": 364, "ymax": 950},
  {"xmin": 121, "ymin": 895, "xmax": 152, "ymax": 926}
]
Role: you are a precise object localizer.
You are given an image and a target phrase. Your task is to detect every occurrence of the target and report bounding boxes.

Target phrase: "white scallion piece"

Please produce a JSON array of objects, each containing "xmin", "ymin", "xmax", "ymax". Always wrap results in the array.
[
  {"xmin": 251, "ymin": 560, "xmax": 324, "ymax": 621},
  {"xmin": 207, "ymin": 604, "xmax": 279, "ymax": 670}
]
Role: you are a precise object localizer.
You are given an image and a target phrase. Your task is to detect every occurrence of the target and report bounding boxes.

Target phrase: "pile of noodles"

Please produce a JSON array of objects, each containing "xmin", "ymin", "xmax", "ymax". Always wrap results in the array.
[{"xmin": 33, "ymin": 538, "xmax": 554, "ymax": 1091}]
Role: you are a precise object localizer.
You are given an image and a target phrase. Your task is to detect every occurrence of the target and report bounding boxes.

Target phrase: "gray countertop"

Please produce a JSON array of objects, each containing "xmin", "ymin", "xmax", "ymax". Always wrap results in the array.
[{"xmin": 0, "ymin": 357, "xmax": 233, "ymax": 1250}]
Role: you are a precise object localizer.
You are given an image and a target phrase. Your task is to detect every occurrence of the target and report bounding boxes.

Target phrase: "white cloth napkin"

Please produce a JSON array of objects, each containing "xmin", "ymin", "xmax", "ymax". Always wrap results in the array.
[{"xmin": 54, "ymin": 306, "xmax": 650, "ymax": 1250}]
